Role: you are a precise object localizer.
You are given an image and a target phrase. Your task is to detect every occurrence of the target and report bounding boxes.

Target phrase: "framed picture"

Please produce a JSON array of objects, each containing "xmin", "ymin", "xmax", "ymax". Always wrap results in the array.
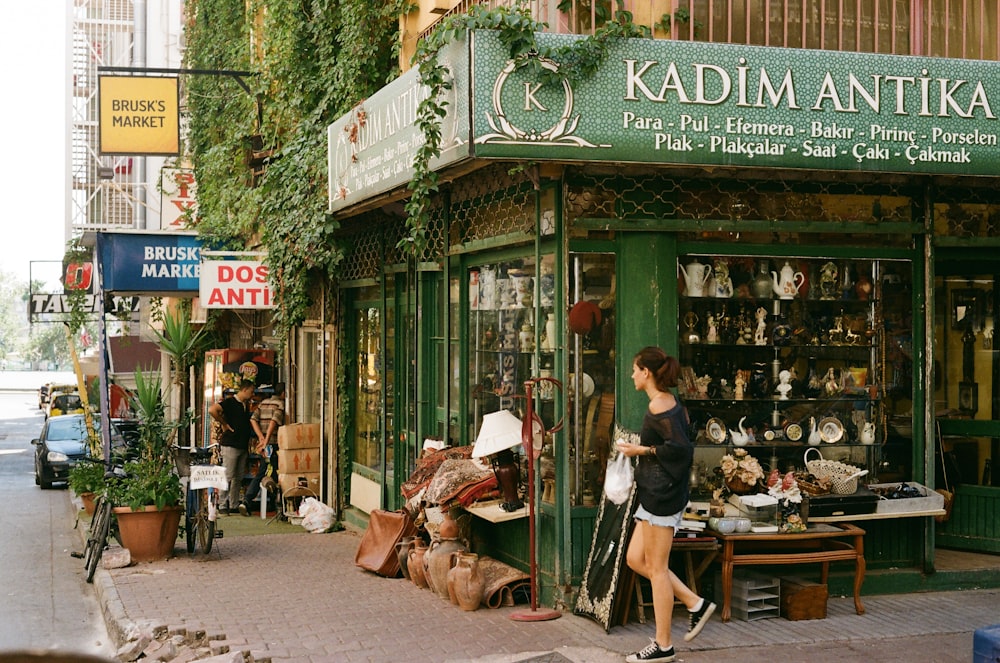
[
  {"xmin": 959, "ymin": 381, "xmax": 979, "ymax": 414},
  {"xmin": 951, "ymin": 288, "xmax": 983, "ymax": 331}
]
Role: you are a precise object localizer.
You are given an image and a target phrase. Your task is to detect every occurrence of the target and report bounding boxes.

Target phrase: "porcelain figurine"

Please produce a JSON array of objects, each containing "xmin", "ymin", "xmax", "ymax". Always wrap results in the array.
[
  {"xmin": 819, "ymin": 261, "xmax": 839, "ymax": 299},
  {"xmin": 808, "ymin": 416, "xmax": 822, "ymax": 446},
  {"xmin": 754, "ymin": 306, "xmax": 768, "ymax": 345},
  {"xmin": 713, "ymin": 259, "xmax": 734, "ymax": 298},
  {"xmin": 775, "ymin": 370, "xmax": 793, "ymax": 400},
  {"xmin": 729, "ymin": 416, "xmax": 749, "ymax": 447}
]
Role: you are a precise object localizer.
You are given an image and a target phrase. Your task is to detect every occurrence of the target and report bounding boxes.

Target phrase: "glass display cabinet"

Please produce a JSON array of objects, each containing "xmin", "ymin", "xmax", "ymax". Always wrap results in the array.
[{"xmin": 677, "ymin": 255, "xmax": 912, "ymax": 482}]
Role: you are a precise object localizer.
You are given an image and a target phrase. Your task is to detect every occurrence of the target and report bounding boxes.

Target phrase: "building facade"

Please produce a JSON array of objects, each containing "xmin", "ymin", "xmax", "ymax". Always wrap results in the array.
[{"xmin": 328, "ymin": 1, "xmax": 1000, "ymax": 608}]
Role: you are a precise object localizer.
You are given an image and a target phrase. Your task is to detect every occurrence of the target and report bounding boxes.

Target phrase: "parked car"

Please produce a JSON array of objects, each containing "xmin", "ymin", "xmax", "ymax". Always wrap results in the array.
[
  {"xmin": 32, "ymin": 414, "xmax": 135, "ymax": 489},
  {"xmin": 47, "ymin": 391, "xmax": 85, "ymax": 418}
]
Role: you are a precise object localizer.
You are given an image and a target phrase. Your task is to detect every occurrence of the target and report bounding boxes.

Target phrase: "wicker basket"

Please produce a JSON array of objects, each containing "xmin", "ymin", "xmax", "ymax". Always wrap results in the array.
[{"xmin": 803, "ymin": 448, "xmax": 861, "ymax": 495}]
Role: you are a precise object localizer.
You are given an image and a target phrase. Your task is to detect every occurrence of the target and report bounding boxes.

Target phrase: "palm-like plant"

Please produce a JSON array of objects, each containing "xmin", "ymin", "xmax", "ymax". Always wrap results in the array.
[
  {"xmin": 147, "ymin": 305, "xmax": 209, "ymax": 446},
  {"xmin": 112, "ymin": 369, "xmax": 186, "ymax": 511}
]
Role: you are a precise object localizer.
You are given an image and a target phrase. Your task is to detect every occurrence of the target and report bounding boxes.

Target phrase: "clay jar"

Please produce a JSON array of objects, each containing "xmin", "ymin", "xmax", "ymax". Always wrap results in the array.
[
  {"xmin": 447, "ymin": 552, "xmax": 485, "ymax": 611},
  {"xmin": 408, "ymin": 540, "xmax": 430, "ymax": 589},
  {"xmin": 424, "ymin": 536, "xmax": 467, "ymax": 600},
  {"xmin": 395, "ymin": 536, "xmax": 418, "ymax": 581}
]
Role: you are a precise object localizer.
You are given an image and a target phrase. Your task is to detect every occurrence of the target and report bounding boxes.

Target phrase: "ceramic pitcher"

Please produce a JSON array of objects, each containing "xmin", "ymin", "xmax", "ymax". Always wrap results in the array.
[{"xmin": 679, "ymin": 259, "xmax": 712, "ymax": 297}]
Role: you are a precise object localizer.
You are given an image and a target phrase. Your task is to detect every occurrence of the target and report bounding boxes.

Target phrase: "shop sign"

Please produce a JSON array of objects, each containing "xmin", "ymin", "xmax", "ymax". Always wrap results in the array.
[
  {"xmin": 327, "ymin": 40, "xmax": 470, "ymax": 212},
  {"xmin": 199, "ymin": 253, "xmax": 274, "ymax": 309},
  {"xmin": 28, "ymin": 294, "xmax": 138, "ymax": 320},
  {"xmin": 160, "ymin": 167, "xmax": 198, "ymax": 229},
  {"xmin": 470, "ymin": 31, "xmax": 1000, "ymax": 177},
  {"xmin": 99, "ymin": 75, "xmax": 180, "ymax": 156},
  {"xmin": 97, "ymin": 231, "xmax": 202, "ymax": 295}
]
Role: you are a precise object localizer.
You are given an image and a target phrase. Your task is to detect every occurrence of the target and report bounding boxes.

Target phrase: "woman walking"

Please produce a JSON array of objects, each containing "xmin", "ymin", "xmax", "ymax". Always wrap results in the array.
[{"xmin": 617, "ymin": 346, "xmax": 715, "ymax": 662}]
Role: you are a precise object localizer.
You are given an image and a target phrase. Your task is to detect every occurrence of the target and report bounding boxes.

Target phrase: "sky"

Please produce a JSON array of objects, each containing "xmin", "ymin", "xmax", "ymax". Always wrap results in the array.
[{"xmin": 0, "ymin": 3, "xmax": 69, "ymax": 288}]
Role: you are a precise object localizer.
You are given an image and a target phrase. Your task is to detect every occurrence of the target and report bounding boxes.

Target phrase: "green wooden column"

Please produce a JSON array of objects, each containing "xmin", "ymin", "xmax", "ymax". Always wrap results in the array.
[{"xmin": 616, "ymin": 233, "xmax": 680, "ymax": 430}]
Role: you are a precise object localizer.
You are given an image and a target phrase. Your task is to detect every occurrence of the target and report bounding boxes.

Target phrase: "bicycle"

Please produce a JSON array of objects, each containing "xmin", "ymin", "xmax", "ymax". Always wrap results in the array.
[
  {"xmin": 82, "ymin": 458, "xmax": 127, "ymax": 583},
  {"xmin": 172, "ymin": 443, "xmax": 225, "ymax": 554}
]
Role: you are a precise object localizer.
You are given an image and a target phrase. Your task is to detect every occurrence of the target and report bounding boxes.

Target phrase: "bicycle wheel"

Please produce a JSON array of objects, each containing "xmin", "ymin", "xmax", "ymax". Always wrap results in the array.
[
  {"xmin": 188, "ymin": 488, "xmax": 215, "ymax": 555},
  {"xmin": 185, "ymin": 487, "xmax": 199, "ymax": 553},
  {"xmin": 85, "ymin": 497, "xmax": 112, "ymax": 583}
]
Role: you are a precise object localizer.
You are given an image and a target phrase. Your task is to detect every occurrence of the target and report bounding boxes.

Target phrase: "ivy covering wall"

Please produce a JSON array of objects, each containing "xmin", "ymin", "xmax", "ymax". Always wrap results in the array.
[{"xmin": 183, "ymin": 0, "xmax": 407, "ymax": 333}]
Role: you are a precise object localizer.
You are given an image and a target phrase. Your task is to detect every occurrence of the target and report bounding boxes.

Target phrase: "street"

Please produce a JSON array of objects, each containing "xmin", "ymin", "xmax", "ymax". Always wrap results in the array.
[{"xmin": 0, "ymin": 372, "xmax": 116, "ymax": 658}]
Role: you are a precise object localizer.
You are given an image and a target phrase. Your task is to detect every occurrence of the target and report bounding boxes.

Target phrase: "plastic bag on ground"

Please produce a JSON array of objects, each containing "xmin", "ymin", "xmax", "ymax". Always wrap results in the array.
[{"xmin": 298, "ymin": 496, "xmax": 335, "ymax": 533}]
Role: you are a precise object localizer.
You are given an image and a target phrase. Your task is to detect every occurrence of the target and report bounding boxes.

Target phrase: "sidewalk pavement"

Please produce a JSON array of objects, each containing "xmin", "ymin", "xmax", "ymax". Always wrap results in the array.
[{"xmin": 76, "ymin": 498, "xmax": 999, "ymax": 663}]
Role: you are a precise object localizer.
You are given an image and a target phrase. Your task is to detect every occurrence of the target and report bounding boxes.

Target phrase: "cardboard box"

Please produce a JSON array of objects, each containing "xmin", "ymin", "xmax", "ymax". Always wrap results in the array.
[
  {"xmin": 868, "ymin": 482, "xmax": 945, "ymax": 514},
  {"xmin": 277, "ymin": 447, "xmax": 320, "ymax": 473},
  {"xmin": 279, "ymin": 471, "xmax": 320, "ymax": 495},
  {"xmin": 780, "ymin": 576, "xmax": 828, "ymax": 620},
  {"xmin": 278, "ymin": 423, "xmax": 321, "ymax": 450}
]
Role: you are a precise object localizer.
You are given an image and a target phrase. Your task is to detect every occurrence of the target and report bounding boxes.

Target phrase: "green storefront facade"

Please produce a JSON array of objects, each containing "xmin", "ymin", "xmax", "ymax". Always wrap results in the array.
[{"xmin": 329, "ymin": 31, "xmax": 1000, "ymax": 609}]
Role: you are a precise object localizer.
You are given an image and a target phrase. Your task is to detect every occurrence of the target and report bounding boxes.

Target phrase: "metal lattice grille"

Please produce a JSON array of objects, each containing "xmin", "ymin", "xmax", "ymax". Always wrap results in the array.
[
  {"xmin": 340, "ymin": 216, "xmax": 391, "ymax": 282},
  {"xmin": 565, "ymin": 167, "xmax": 919, "ymax": 247},
  {"xmin": 934, "ymin": 185, "xmax": 1000, "ymax": 239},
  {"xmin": 450, "ymin": 163, "xmax": 536, "ymax": 246}
]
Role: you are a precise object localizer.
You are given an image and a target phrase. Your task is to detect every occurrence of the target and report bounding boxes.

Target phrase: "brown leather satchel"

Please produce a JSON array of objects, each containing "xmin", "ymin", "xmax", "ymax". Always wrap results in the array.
[{"xmin": 354, "ymin": 509, "xmax": 418, "ymax": 577}]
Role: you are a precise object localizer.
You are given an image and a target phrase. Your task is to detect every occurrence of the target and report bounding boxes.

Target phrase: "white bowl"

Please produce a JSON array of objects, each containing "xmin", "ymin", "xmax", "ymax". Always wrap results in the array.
[{"xmin": 714, "ymin": 517, "xmax": 737, "ymax": 534}]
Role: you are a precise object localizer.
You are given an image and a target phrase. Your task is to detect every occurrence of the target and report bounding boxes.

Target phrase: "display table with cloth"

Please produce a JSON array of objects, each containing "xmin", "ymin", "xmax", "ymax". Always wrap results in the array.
[{"xmin": 712, "ymin": 523, "xmax": 866, "ymax": 622}]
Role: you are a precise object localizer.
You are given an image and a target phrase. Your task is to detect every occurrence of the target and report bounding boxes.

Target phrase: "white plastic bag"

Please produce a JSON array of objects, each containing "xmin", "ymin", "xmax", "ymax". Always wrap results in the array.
[
  {"xmin": 298, "ymin": 496, "xmax": 335, "ymax": 533},
  {"xmin": 604, "ymin": 450, "xmax": 634, "ymax": 505}
]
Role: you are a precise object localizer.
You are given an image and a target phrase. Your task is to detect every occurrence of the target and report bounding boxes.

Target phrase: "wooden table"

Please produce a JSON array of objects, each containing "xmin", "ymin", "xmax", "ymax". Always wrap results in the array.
[{"xmin": 714, "ymin": 523, "xmax": 866, "ymax": 622}]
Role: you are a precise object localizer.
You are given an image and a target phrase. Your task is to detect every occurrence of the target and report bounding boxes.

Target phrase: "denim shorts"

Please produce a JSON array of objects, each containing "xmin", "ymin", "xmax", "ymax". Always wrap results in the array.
[{"xmin": 634, "ymin": 504, "xmax": 685, "ymax": 529}]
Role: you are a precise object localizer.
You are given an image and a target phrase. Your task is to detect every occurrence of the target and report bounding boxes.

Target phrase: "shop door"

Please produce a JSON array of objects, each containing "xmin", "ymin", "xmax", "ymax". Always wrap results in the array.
[{"xmin": 934, "ymin": 258, "xmax": 1000, "ymax": 553}]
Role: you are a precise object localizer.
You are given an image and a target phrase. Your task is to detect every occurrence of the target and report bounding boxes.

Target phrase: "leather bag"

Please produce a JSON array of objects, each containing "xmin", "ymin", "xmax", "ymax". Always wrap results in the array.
[{"xmin": 354, "ymin": 509, "xmax": 418, "ymax": 577}]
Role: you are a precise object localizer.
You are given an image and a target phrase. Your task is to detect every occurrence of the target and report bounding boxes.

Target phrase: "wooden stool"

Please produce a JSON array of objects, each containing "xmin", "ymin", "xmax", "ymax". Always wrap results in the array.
[{"xmin": 622, "ymin": 538, "xmax": 720, "ymax": 625}]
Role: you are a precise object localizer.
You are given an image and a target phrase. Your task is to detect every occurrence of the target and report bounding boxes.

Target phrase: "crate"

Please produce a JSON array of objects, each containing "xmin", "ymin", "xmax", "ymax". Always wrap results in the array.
[
  {"xmin": 779, "ymin": 576, "xmax": 828, "ymax": 621},
  {"xmin": 868, "ymin": 482, "xmax": 945, "ymax": 514},
  {"xmin": 716, "ymin": 570, "xmax": 779, "ymax": 621}
]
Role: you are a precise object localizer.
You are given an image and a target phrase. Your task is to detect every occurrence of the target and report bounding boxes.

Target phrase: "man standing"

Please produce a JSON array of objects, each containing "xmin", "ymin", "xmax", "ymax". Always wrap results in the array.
[
  {"xmin": 240, "ymin": 382, "xmax": 285, "ymax": 516},
  {"xmin": 208, "ymin": 379, "xmax": 256, "ymax": 514}
]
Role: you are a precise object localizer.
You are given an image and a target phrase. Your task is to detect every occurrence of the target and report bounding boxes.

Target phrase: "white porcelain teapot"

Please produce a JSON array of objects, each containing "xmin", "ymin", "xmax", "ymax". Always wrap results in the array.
[
  {"xmin": 679, "ymin": 259, "xmax": 712, "ymax": 297},
  {"xmin": 771, "ymin": 261, "xmax": 805, "ymax": 300}
]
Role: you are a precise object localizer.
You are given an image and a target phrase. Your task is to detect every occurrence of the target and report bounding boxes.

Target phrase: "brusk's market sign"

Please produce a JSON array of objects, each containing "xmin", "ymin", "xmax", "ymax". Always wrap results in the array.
[{"xmin": 471, "ymin": 32, "xmax": 1000, "ymax": 175}]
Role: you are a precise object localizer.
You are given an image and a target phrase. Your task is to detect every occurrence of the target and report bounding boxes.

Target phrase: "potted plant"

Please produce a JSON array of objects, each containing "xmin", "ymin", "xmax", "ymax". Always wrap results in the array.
[
  {"xmin": 110, "ymin": 369, "xmax": 186, "ymax": 562},
  {"xmin": 68, "ymin": 460, "xmax": 105, "ymax": 516}
]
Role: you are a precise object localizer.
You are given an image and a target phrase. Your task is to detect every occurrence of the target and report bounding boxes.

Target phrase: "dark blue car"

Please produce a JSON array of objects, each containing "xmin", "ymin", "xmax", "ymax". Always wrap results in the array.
[{"xmin": 31, "ymin": 414, "xmax": 135, "ymax": 489}]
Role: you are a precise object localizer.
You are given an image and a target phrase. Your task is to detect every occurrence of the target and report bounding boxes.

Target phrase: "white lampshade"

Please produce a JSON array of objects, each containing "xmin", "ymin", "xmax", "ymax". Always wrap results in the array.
[{"xmin": 472, "ymin": 410, "xmax": 524, "ymax": 458}]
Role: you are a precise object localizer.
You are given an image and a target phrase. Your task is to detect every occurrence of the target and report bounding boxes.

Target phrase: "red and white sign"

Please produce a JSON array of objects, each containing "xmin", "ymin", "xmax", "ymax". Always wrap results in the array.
[
  {"xmin": 160, "ymin": 167, "xmax": 198, "ymax": 229},
  {"xmin": 199, "ymin": 258, "xmax": 274, "ymax": 309}
]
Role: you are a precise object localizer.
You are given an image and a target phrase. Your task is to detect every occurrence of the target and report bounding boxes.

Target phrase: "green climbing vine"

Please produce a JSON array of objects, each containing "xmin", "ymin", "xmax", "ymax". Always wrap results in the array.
[
  {"xmin": 403, "ymin": 2, "xmax": 650, "ymax": 252},
  {"xmin": 183, "ymin": 0, "xmax": 408, "ymax": 341}
]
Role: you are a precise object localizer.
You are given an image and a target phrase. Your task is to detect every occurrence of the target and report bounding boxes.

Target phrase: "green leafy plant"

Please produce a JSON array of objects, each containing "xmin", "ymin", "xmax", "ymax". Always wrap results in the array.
[
  {"xmin": 111, "ymin": 370, "xmax": 185, "ymax": 511},
  {"xmin": 147, "ymin": 303, "xmax": 211, "ymax": 446},
  {"xmin": 404, "ymin": 2, "xmax": 648, "ymax": 251},
  {"xmin": 68, "ymin": 460, "xmax": 106, "ymax": 497}
]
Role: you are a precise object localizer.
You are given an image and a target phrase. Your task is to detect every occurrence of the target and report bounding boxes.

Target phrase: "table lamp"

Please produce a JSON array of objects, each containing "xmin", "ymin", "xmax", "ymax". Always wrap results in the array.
[{"xmin": 472, "ymin": 410, "xmax": 524, "ymax": 512}]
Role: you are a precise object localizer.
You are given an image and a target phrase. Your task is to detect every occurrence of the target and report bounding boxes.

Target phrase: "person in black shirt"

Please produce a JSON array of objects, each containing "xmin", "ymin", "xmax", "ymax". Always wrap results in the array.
[
  {"xmin": 616, "ymin": 347, "xmax": 715, "ymax": 662},
  {"xmin": 208, "ymin": 379, "xmax": 256, "ymax": 514}
]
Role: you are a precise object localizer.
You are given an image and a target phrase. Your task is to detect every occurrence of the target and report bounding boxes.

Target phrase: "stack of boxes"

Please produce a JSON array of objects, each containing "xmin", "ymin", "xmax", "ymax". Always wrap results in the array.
[{"xmin": 277, "ymin": 423, "xmax": 321, "ymax": 495}]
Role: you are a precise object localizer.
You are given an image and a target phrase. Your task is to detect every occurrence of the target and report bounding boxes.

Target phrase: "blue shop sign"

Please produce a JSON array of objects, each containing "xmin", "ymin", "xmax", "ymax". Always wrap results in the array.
[{"xmin": 98, "ymin": 231, "xmax": 202, "ymax": 294}]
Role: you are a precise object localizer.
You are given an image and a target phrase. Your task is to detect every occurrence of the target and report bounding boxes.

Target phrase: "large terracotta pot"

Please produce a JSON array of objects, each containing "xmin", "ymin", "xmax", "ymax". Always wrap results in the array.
[
  {"xmin": 113, "ymin": 505, "xmax": 182, "ymax": 562},
  {"xmin": 80, "ymin": 492, "xmax": 97, "ymax": 517},
  {"xmin": 408, "ymin": 542, "xmax": 429, "ymax": 589},
  {"xmin": 447, "ymin": 552, "xmax": 485, "ymax": 611},
  {"xmin": 424, "ymin": 537, "xmax": 466, "ymax": 600}
]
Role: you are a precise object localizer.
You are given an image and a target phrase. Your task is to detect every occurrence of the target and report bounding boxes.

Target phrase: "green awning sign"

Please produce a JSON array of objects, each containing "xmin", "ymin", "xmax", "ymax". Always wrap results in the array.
[{"xmin": 471, "ymin": 31, "xmax": 1000, "ymax": 176}]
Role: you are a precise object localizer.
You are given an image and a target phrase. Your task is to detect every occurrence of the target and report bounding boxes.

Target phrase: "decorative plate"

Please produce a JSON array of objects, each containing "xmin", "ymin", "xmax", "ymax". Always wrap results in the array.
[
  {"xmin": 819, "ymin": 416, "xmax": 844, "ymax": 443},
  {"xmin": 705, "ymin": 417, "xmax": 727, "ymax": 444},
  {"xmin": 785, "ymin": 423, "xmax": 803, "ymax": 442}
]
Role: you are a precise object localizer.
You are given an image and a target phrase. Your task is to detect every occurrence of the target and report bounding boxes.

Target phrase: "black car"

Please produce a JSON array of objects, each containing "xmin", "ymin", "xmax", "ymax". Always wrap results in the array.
[{"xmin": 31, "ymin": 414, "xmax": 136, "ymax": 488}]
